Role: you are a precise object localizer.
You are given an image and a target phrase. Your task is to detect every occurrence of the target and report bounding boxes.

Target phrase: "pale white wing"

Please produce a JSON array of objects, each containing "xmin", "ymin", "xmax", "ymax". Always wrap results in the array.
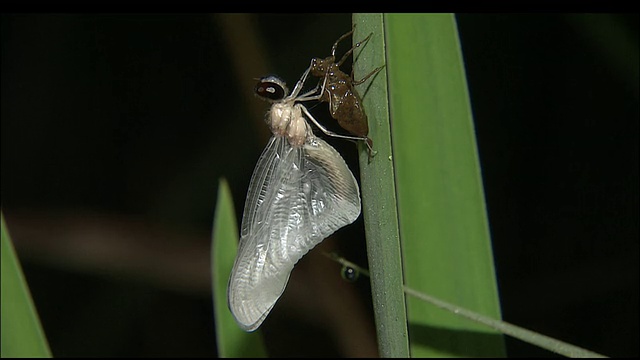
[{"xmin": 228, "ymin": 135, "xmax": 360, "ymax": 331}]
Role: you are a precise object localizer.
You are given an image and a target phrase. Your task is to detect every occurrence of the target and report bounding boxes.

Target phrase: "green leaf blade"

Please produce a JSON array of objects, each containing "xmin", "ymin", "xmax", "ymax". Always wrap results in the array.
[
  {"xmin": 352, "ymin": 13, "xmax": 410, "ymax": 358},
  {"xmin": 1, "ymin": 212, "xmax": 52, "ymax": 358},
  {"xmin": 211, "ymin": 179, "xmax": 267, "ymax": 358},
  {"xmin": 384, "ymin": 13, "xmax": 506, "ymax": 357}
]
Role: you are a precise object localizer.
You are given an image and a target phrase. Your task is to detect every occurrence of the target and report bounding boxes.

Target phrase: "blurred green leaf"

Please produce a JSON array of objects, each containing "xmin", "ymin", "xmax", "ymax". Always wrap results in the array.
[
  {"xmin": 211, "ymin": 179, "xmax": 267, "ymax": 358},
  {"xmin": 1, "ymin": 212, "xmax": 52, "ymax": 358}
]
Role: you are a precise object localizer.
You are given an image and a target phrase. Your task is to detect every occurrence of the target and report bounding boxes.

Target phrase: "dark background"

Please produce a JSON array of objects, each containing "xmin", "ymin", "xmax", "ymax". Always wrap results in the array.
[{"xmin": 2, "ymin": 14, "xmax": 637, "ymax": 357}]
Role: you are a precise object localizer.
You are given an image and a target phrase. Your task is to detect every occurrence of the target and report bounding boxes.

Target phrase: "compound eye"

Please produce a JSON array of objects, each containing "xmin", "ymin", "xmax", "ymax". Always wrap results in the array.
[{"xmin": 255, "ymin": 75, "xmax": 288, "ymax": 101}]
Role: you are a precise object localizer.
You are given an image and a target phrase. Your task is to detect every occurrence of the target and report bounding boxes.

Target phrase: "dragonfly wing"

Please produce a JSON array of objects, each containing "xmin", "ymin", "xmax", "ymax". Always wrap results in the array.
[{"xmin": 228, "ymin": 135, "xmax": 360, "ymax": 331}]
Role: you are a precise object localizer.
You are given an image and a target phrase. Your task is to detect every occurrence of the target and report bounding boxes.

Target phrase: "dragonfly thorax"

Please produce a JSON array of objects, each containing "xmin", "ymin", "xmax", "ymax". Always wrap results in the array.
[{"xmin": 269, "ymin": 102, "xmax": 309, "ymax": 148}]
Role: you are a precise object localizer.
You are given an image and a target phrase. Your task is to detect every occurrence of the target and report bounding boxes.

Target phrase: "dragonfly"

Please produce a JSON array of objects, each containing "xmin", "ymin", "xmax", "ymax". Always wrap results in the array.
[{"xmin": 227, "ymin": 64, "xmax": 361, "ymax": 332}]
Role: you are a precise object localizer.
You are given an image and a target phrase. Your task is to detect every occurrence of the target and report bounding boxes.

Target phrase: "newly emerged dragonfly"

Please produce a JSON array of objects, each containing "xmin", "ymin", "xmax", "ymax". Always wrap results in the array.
[
  {"xmin": 227, "ymin": 65, "xmax": 361, "ymax": 331},
  {"xmin": 309, "ymin": 27, "xmax": 385, "ymax": 155}
]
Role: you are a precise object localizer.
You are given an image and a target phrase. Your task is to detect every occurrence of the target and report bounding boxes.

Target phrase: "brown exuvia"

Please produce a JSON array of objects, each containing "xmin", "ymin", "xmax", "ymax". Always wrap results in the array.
[{"xmin": 309, "ymin": 27, "xmax": 384, "ymax": 156}]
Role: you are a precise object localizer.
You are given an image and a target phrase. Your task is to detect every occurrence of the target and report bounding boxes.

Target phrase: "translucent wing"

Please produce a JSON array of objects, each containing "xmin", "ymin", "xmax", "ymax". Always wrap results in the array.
[{"xmin": 228, "ymin": 134, "xmax": 360, "ymax": 331}]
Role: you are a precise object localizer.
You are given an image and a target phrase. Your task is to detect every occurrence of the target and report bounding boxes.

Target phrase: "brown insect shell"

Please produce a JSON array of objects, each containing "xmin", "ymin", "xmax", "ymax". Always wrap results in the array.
[{"xmin": 309, "ymin": 57, "xmax": 369, "ymax": 137}]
